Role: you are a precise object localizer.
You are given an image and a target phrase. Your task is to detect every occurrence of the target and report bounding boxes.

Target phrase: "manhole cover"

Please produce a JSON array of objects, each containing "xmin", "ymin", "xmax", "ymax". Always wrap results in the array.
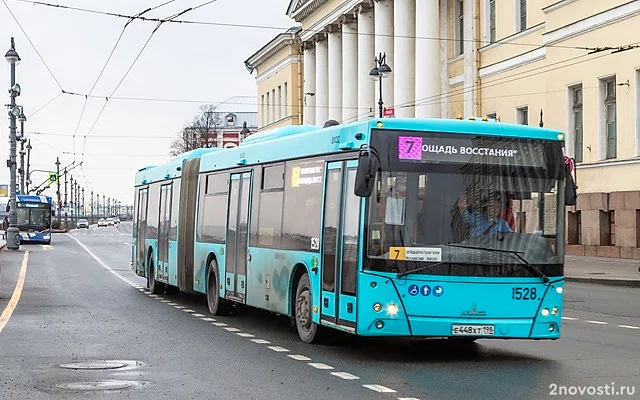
[
  {"xmin": 60, "ymin": 361, "xmax": 127, "ymax": 370},
  {"xmin": 56, "ymin": 380, "xmax": 136, "ymax": 391}
]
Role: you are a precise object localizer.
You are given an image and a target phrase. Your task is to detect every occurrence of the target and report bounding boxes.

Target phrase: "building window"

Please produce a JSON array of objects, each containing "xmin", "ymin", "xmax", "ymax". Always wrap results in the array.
[
  {"xmin": 265, "ymin": 92, "xmax": 270, "ymax": 124},
  {"xmin": 571, "ymin": 85, "xmax": 584, "ymax": 163},
  {"xmin": 516, "ymin": 106, "xmax": 528, "ymax": 125},
  {"xmin": 455, "ymin": 0, "xmax": 464, "ymax": 56},
  {"xmin": 517, "ymin": 0, "xmax": 527, "ymax": 32},
  {"xmin": 568, "ymin": 211, "xmax": 581, "ymax": 245},
  {"xmin": 489, "ymin": 0, "xmax": 496, "ymax": 43},
  {"xmin": 603, "ymin": 77, "xmax": 617, "ymax": 159},
  {"xmin": 283, "ymin": 82, "xmax": 288, "ymax": 118},
  {"xmin": 226, "ymin": 114, "xmax": 235, "ymax": 126},
  {"xmin": 260, "ymin": 95, "xmax": 265, "ymax": 126},
  {"xmin": 600, "ymin": 211, "xmax": 614, "ymax": 246},
  {"xmin": 272, "ymin": 89, "xmax": 276, "ymax": 124},
  {"xmin": 277, "ymin": 85, "xmax": 282, "ymax": 121}
]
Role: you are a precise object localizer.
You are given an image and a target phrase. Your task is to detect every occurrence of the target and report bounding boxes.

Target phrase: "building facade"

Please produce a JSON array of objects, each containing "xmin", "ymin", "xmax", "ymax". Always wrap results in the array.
[
  {"xmin": 248, "ymin": 0, "xmax": 640, "ymax": 258},
  {"xmin": 245, "ymin": 27, "xmax": 305, "ymax": 130},
  {"xmin": 209, "ymin": 96, "xmax": 258, "ymax": 148}
]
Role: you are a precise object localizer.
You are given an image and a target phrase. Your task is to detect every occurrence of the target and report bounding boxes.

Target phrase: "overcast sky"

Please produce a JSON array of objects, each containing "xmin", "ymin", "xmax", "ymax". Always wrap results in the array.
[{"xmin": 1, "ymin": 0, "xmax": 294, "ymax": 205}]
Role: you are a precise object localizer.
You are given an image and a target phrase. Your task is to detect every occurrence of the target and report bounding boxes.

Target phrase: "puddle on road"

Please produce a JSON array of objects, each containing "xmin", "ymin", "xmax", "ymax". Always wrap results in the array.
[{"xmin": 56, "ymin": 380, "xmax": 145, "ymax": 391}]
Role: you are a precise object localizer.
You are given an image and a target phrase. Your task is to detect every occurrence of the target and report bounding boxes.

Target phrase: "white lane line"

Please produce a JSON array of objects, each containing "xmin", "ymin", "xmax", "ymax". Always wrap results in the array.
[
  {"xmin": 201, "ymin": 317, "xmax": 216, "ymax": 322},
  {"xmin": 192, "ymin": 313, "xmax": 205, "ymax": 317},
  {"xmin": 138, "ymin": 288, "xmax": 145, "ymax": 291},
  {"xmin": 161, "ymin": 300, "xmax": 171, "ymax": 303},
  {"xmin": 251, "ymin": 339, "xmax": 270, "ymax": 344},
  {"xmin": 212, "ymin": 322, "xmax": 228, "ymax": 327},
  {"xmin": 362, "ymin": 384, "xmax": 396, "ymax": 393},
  {"xmin": 224, "ymin": 327, "xmax": 241, "ymax": 332},
  {"xmin": 561, "ymin": 317, "xmax": 578, "ymax": 320},
  {"xmin": 147, "ymin": 294, "xmax": 158, "ymax": 298},
  {"xmin": 288, "ymin": 355, "xmax": 311, "ymax": 361},
  {"xmin": 308, "ymin": 363, "xmax": 333, "ymax": 370},
  {"xmin": 237, "ymin": 332, "xmax": 254, "ymax": 338},
  {"xmin": 331, "ymin": 372, "xmax": 359, "ymax": 380},
  {"xmin": 618, "ymin": 325, "xmax": 640, "ymax": 330},
  {"xmin": 182, "ymin": 309, "xmax": 195, "ymax": 313},
  {"xmin": 174, "ymin": 306, "xmax": 185, "ymax": 309},
  {"xmin": 268, "ymin": 346, "xmax": 289, "ymax": 352},
  {"xmin": 167, "ymin": 302, "xmax": 178, "ymax": 306},
  {"xmin": 586, "ymin": 320, "xmax": 607, "ymax": 325},
  {"xmin": 398, "ymin": 398, "xmax": 421, "ymax": 400}
]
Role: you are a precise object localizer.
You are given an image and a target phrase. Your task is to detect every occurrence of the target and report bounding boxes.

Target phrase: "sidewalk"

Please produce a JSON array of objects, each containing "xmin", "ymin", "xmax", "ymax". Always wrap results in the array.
[{"xmin": 565, "ymin": 255, "xmax": 640, "ymax": 287}]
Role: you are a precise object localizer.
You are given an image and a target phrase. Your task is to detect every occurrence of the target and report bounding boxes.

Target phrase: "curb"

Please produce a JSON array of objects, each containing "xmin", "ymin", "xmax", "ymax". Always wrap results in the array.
[{"xmin": 565, "ymin": 277, "xmax": 640, "ymax": 288}]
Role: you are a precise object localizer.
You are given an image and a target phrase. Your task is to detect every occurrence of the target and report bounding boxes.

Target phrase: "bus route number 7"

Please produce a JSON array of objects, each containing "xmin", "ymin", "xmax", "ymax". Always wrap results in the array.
[{"xmin": 390, "ymin": 247, "xmax": 406, "ymax": 261}]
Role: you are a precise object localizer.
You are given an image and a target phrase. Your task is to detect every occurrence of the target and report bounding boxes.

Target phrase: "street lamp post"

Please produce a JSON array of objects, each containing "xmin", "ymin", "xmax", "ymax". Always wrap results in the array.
[
  {"xmin": 25, "ymin": 140, "xmax": 32, "ymax": 194},
  {"xmin": 6, "ymin": 37, "xmax": 22, "ymax": 250},
  {"xmin": 18, "ymin": 112, "xmax": 26, "ymax": 195},
  {"xmin": 368, "ymin": 52, "xmax": 392, "ymax": 118}
]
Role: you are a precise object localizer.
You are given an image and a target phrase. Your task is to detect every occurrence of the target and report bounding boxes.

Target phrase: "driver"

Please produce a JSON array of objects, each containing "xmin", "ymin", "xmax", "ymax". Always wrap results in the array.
[{"xmin": 457, "ymin": 193, "xmax": 513, "ymax": 237}]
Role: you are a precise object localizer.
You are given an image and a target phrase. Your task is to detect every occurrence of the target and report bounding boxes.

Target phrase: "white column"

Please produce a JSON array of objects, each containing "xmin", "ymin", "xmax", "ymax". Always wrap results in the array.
[
  {"xmin": 415, "ymin": 0, "xmax": 440, "ymax": 118},
  {"xmin": 394, "ymin": 0, "xmax": 415, "ymax": 118},
  {"xmin": 342, "ymin": 19, "xmax": 358, "ymax": 123},
  {"xmin": 357, "ymin": 6, "xmax": 375, "ymax": 120},
  {"xmin": 328, "ymin": 29, "xmax": 343, "ymax": 122},
  {"xmin": 463, "ymin": 0, "xmax": 477, "ymax": 117},
  {"xmin": 315, "ymin": 38, "xmax": 329, "ymax": 124},
  {"xmin": 303, "ymin": 45, "xmax": 316, "ymax": 125},
  {"xmin": 374, "ymin": 0, "xmax": 394, "ymax": 114}
]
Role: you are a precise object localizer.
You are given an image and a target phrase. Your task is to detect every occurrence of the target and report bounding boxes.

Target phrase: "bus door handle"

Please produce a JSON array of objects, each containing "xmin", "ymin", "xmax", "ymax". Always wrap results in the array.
[{"xmin": 247, "ymin": 253, "xmax": 252, "ymax": 262}]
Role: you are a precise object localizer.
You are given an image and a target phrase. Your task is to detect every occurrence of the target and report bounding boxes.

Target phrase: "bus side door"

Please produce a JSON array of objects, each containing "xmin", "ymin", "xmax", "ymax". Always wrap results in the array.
[
  {"xmin": 135, "ymin": 187, "xmax": 148, "ymax": 276},
  {"xmin": 225, "ymin": 171, "xmax": 252, "ymax": 303},
  {"xmin": 320, "ymin": 161, "xmax": 359, "ymax": 330}
]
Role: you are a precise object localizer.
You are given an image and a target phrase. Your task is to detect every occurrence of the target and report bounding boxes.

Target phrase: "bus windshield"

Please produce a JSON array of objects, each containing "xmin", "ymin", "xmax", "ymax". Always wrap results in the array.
[
  {"xmin": 364, "ymin": 129, "xmax": 566, "ymax": 278},
  {"xmin": 16, "ymin": 205, "xmax": 52, "ymax": 231}
]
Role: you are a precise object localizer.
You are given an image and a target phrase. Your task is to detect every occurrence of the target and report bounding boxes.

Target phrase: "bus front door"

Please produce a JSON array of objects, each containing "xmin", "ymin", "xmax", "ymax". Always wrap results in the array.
[
  {"xmin": 320, "ymin": 161, "xmax": 359, "ymax": 331},
  {"xmin": 225, "ymin": 172, "xmax": 252, "ymax": 303},
  {"xmin": 135, "ymin": 187, "xmax": 148, "ymax": 276},
  {"xmin": 157, "ymin": 183, "xmax": 172, "ymax": 281}
]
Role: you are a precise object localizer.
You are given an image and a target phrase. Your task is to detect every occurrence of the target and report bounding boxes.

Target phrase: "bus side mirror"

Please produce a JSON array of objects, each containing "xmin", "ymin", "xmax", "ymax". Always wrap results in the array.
[
  {"xmin": 355, "ymin": 147, "xmax": 379, "ymax": 197},
  {"xmin": 565, "ymin": 164, "xmax": 577, "ymax": 206}
]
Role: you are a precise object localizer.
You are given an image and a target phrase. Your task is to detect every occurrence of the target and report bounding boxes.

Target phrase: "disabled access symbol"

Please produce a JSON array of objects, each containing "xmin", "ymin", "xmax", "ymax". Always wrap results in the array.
[{"xmin": 408, "ymin": 284, "xmax": 419, "ymax": 296}]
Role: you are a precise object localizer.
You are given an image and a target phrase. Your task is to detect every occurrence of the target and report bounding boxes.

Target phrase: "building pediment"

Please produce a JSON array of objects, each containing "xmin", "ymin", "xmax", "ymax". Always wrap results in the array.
[{"xmin": 286, "ymin": 0, "xmax": 328, "ymax": 21}]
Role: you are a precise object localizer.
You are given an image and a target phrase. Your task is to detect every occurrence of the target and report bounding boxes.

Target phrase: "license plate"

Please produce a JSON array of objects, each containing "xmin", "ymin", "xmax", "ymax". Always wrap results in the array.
[{"xmin": 451, "ymin": 325, "xmax": 494, "ymax": 336}]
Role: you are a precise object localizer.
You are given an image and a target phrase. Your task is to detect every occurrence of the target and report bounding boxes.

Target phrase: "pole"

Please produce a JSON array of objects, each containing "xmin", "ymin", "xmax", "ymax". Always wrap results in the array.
[
  {"xmin": 55, "ymin": 158, "xmax": 61, "ymax": 223},
  {"xmin": 7, "ymin": 38, "xmax": 20, "ymax": 250},
  {"xmin": 64, "ymin": 170, "xmax": 68, "ymax": 228},
  {"xmin": 19, "ymin": 137, "xmax": 25, "ymax": 194},
  {"xmin": 70, "ymin": 176, "xmax": 74, "ymax": 225},
  {"xmin": 103, "ymin": 194, "xmax": 105, "ymax": 218},
  {"xmin": 82, "ymin": 187, "xmax": 85, "ymax": 218},
  {"xmin": 378, "ymin": 72, "xmax": 383, "ymax": 118},
  {"xmin": 75, "ymin": 182, "xmax": 79, "ymax": 221},
  {"xmin": 25, "ymin": 140, "xmax": 31, "ymax": 194},
  {"xmin": 90, "ymin": 190, "xmax": 94, "ymax": 223}
]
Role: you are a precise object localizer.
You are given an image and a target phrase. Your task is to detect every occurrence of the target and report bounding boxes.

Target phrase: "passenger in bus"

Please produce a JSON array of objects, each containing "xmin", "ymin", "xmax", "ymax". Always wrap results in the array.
[{"xmin": 457, "ymin": 194, "xmax": 513, "ymax": 237}]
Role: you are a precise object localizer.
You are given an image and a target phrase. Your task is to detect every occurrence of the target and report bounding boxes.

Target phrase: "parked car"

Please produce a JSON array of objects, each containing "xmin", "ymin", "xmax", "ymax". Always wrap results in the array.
[
  {"xmin": 106, "ymin": 217, "xmax": 115, "ymax": 226},
  {"xmin": 77, "ymin": 218, "xmax": 89, "ymax": 229},
  {"xmin": 97, "ymin": 218, "xmax": 108, "ymax": 227}
]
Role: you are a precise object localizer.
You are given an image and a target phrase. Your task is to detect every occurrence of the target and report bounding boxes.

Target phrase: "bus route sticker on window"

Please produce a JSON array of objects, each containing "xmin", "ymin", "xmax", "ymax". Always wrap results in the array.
[
  {"xmin": 398, "ymin": 136, "xmax": 423, "ymax": 160},
  {"xmin": 390, "ymin": 247, "xmax": 442, "ymax": 262}
]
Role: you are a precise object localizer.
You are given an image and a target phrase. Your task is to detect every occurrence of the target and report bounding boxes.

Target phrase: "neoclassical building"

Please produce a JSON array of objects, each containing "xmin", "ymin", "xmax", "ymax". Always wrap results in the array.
[{"xmin": 246, "ymin": 0, "xmax": 640, "ymax": 259}]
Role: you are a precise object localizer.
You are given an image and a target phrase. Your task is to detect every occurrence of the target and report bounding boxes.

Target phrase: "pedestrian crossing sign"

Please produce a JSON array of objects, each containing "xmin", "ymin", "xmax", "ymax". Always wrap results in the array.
[{"xmin": 49, "ymin": 173, "xmax": 58, "ymax": 183}]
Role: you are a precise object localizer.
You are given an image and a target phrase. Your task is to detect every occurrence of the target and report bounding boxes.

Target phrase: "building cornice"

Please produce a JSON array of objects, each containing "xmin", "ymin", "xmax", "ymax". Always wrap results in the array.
[
  {"xmin": 479, "ymin": 47, "xmax": 546, "ymax": 79},
  {"xmin": 287, "ymin": 0, "xmax": 329, "ymax": 21},
  {"xmin": 479, "ymin": 23, "xmax": 545, "ymax": 53},
  {"xmin": 542, "ymin": 0, "xmax": 578, "ymax": 14},
  {"xmin": 256, "ymin": 54, "xmax": 302, "ymax": 84},
  {"xmin": 245, "ymin": 27, "xmax": 302, "ymax": 74}
]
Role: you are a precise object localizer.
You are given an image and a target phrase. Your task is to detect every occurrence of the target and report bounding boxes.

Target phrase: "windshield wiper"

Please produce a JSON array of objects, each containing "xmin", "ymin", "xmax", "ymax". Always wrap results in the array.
[
  {"xmin": 444, "ymin": 244, "xmax": 549, "ymax": 284},
  {"xmin": 397, "ymin": 262, "xmax": 446, "ymax": 278}
]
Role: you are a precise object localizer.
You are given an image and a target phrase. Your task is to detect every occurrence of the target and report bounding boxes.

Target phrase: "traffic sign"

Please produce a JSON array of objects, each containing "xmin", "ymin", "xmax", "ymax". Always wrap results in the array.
[
  {"xmin": 49, "ymin": 173, "xmax": 58, "ymax": 183},
  {"xmin": 383, "ymin": 107, "xmax": 395, "ymax": 117}
]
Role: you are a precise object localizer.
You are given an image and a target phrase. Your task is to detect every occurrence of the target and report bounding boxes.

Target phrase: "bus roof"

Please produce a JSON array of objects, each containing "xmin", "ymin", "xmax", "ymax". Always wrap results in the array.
[{"xmin": 135, "ymin": 117, "xmax": 564, "ymax": 185}]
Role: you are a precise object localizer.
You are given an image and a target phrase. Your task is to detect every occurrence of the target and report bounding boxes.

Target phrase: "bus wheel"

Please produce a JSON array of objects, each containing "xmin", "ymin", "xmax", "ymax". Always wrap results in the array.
[
  {"xmin": 165, "ymin": 285, "xmax": 179, "ymax": 295},
  {"xmin": 295, "ymin": 273, "xmax": 322, "ymax": 344},
  {"xmin": 207, "ymin": 260, "xmax": 230, "ymax": 316},
  {"xmin": 148, "ymin": 258, "xmax": 165, "ymax": 295}
]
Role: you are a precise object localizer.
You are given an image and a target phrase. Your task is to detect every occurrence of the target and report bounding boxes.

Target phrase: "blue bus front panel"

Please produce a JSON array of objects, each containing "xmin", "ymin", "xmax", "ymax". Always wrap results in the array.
[
  {"xmin": 357, "ymin": 273, "xmax": 563, "ymax": 339},
  {"xmin": 19, "ymin": 231, "xmax": 51, "ymax": 243}
]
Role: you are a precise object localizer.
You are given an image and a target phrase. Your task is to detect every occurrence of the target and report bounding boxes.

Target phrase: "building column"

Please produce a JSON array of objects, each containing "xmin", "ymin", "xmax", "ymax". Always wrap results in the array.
[
  {"xmin": 341, "ymin": 17, "xmax": 358, "ymax": 123},
  {"xmin": 394, "ymin": 0, "xmax": 415, "ymax": 118},
  {"xmin": 374, "ymin": 0, "xmax": 394, "ymax": 112},
  {"xmin": 357, "ymin": 5, "xmax": 375, "ymax": 120},
  {"xmin": 415, "ymin": 0, "xmax": 440, "ymax": 118},
  {"xmin": 303, "ymin": 43, "xmax": 316, "ymax": 125},
  {"xmin": 463, "ymin": 0, "xmax": 477, "ymax": 117},
  {"xmin": 315, "ymin": 36, "xmax": 329, "ymax": 124},
  {"xmin": 327, "ymin": 27, "xmax": 343, "ymax": 122}
]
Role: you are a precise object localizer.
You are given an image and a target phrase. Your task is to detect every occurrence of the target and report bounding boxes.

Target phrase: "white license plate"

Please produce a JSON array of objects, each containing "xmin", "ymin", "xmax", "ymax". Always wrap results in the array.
[{"xmin": 451, "ymin": 325, "xmax": 495, "ymax": 336}]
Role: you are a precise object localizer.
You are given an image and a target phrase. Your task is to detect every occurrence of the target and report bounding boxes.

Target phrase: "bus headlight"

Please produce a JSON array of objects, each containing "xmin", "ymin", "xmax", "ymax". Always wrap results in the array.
[
  {"xmin": 386, "ymin": 303, "xmax": 399, "ymax": 316},
  {"xmin": 551, "ymin": 307, "xmax": 559, "ymax": 316},
  {"xmin": 541, "ymin": 308, "xmax": 550, "ymax": 317},
  {"xmin": 556, "ymin": 287, "xmax": 563, "ymax": 294},
  {"xmin": 373, "ymin": 303, "xmax": 382, "ymax": 312}
]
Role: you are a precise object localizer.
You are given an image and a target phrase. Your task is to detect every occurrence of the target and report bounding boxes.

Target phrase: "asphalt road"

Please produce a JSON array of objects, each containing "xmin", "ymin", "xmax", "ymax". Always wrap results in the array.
[{"xmin": 0, "ymin": 223, "xmax": 638, "ymax": 399}]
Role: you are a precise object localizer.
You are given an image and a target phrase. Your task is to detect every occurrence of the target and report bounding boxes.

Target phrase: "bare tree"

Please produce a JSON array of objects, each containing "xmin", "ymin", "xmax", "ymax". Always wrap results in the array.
[{"xmin": 169, "ymin": 104, "xmax": 223, "ymax": 155}]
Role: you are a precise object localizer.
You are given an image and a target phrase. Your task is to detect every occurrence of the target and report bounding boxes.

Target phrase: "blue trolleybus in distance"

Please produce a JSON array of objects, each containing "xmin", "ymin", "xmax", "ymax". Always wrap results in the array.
[
  {"xmin": 133, "ymin": 117, "xmax": 576, "ymax": 343},
  {"xmin": 15, "ymin": 194, "xmax": 53, "ymax": 244}
]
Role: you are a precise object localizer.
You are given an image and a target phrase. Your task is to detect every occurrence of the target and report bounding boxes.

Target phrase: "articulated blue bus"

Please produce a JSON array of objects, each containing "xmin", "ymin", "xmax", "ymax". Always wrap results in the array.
[
  {"xmin": 133, "ymin": 117, "xmax": 575, "ymax": 343},
  {"xmin": 16, "ymin": 194, "xmax": 53, "ymax": 244}
]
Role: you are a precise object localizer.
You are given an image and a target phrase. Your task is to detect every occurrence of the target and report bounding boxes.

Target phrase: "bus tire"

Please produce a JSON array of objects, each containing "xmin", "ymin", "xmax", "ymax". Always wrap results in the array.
[
  {"xmin": 148, "ymin": 257, "xmax": 165, "ymax": 295},
  {"xmin": 294, "ymin": 273, "xmax": 323, "ymax": 344},
  {"xmin": 165, "ymin": 285, "xmax": 179, "ymax": 295},
  {"xmin": 207, "ymin": 260, "xmax": 231, "ymax": 316}
]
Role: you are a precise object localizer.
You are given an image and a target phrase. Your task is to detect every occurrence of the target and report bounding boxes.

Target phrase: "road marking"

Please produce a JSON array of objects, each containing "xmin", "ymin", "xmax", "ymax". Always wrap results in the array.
[
  {"xmin": 331, "ymin": 372, "xmax": 359, "ymax": 380},
  {"xmin": 192, "ymin": 313, "xmax": 205, "ymax": 317},
  {"xmin": 398, "ymin": 398, "xmax": 421, "ymax": 400},
  {"xmin": 251, "ymin": 339, "xmax": 270, "ymax": 344},
  {"xmin": 182, "ymin": 309, "xmax": 195, "ymax": 313},
  {"xmin": 167, "ymin": 302, "xmax": 178, "ymax": 306},
  {"xmin": 586, "ymin": 320, "xmax": 607, "ymax": 325},
  {"xmin": 561, "ymin": 317, "xmax": 578, "ymax": 320},
  {"xmin": 161, "ymin": 300, "xmax": 171, "ymax": 303},
  {"xmin": 0, "ymin": 251, "xmax": 29, "ymax": 335},
  {"xmin": 618, "ymin": 324, "xmax": 640, "ymax": 330},
  {"xmin": 174, "ymin": 306, "xmax": 185, "ymax": 309},
  {"xmin": 212, "ymin": 322, "xmax": 227, "ymax": 327},
  {"xmin": 236, "ymin": 332, "xmax": 254, "ymax": 338},
  {"xmin": 201, "ymin": 317, "xmax": 216, "ymax": 322},
  {"xmin": 288, "ymin": 355, "xmax": 311, "ymax": 361},
  {"xmin": 308, "ymin": 363, "xmax": 333, "ymax": 370},
  {"xmin": 148, "ymin": 294, "xmax": 159, "ymax": 298},
  {"xmin": 224, "ymin": 327, "xmax": 241, "ymax": 332},
  {"xmin": 268, "ymin": 346, "xmax": 289, "ymax": 352},
  {"xmin": 363, "ymin": 384, "xmax": 396, "ymax": 393}
]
